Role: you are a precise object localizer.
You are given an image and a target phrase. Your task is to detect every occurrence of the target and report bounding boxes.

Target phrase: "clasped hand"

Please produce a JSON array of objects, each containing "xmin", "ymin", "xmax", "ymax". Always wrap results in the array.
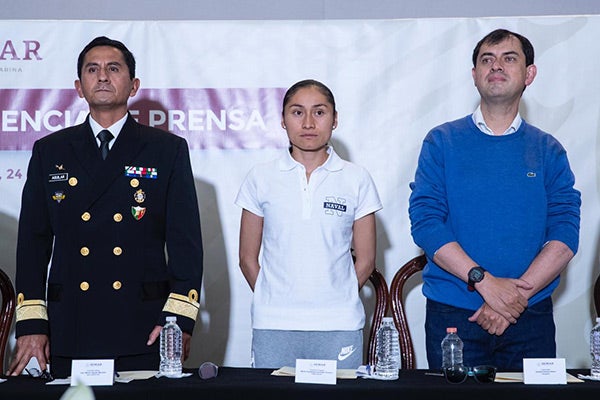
[{"xmin": 469, "ymin": 275, "xmax": 532, "ymax": 335}]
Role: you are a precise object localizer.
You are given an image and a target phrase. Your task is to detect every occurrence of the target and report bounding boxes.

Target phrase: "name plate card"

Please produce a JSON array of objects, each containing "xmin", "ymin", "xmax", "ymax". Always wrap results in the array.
[
  {"xmin": 71, "ymin": 359, "xmax": 115, "ymax": 386},
  {"xmin": 523, "ymin": 358, "xmax": 567, "ymax": 385},
  {"xmin": 295, "ymin": 359, "xmax": 337, "ymax": 385}
]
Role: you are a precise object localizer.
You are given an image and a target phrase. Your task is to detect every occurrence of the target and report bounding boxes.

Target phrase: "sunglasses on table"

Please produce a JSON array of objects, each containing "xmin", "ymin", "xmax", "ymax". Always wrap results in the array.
[
  {"xmin": 443, "ymin": 365, "xmax": 497, "ymax": 384},
  {"xmin": 25, "ymin": 367, "xmax": 54, "ymax": 382}
]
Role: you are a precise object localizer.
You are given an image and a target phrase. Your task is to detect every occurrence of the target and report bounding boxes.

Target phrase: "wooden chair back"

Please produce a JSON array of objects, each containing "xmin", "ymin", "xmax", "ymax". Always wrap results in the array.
[
  {"xmin": 389, "ymin": 254, "xmax": 426, "ymax": 369},
  {"xmin": 0, "ymin": 268, "xmax": 16, "ymax": 376}
]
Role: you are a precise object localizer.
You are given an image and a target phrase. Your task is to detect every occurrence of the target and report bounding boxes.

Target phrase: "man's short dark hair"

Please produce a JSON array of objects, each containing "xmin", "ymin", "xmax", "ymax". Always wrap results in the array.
[
  {"xmin": 77, "ymin": 36, "xmax": 136, "ymax": 80},
  {"xmin": 472, "ymin": 29, "xmax": 534, "ymax": 67}
]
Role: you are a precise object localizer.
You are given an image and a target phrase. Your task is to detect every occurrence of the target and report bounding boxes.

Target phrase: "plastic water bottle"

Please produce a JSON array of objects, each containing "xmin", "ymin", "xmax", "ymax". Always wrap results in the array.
[
  {"xmin": 590, "ymin": 318, "xmax": 600, "ymax": 378},
  {"xmin": 374, "ymin": 317, "xmax": 400, "ymax": 380},
  {"xmin": 441, "ymin": 327, "xmax": 463, "ymax": 370},
  {"xmin": 159, "ymin": 316, "xmax": 183, "ymax": 377}
]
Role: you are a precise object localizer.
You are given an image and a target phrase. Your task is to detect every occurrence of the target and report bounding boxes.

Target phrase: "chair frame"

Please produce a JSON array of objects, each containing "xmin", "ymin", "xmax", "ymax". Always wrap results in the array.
[
  {"xmin": 594, "ymin": 273, "xmax": 600, "ymax": 317},
  {"xmin": 366, "ymin": 268, "xmax": 389, "ymax": 367},
  {"xmin": 0, "ymin": 268, "xmax": 16, "ymax": 376},
  {"xmin": 389, "ymin": 254, "xmax": 426, "ymax": 369}
]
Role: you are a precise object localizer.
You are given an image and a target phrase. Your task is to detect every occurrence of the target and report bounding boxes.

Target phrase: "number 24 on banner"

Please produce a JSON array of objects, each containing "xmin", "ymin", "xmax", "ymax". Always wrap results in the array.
[{"xmin": 1, "ymin": 168, "xmax": 23, "ymax": 180}]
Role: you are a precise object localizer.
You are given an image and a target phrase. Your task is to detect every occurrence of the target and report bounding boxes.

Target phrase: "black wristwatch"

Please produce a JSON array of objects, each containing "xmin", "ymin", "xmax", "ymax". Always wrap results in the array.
[{"xmin": 467, "ymin": 266, "xmax": 486, "ymax": 292}]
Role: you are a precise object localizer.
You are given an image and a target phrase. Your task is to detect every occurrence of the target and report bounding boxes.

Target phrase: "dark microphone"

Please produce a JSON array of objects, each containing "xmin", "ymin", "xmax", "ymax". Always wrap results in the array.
[{"xmin": 198, "ymin": 361, "xmax": 218, "ymax": 379}]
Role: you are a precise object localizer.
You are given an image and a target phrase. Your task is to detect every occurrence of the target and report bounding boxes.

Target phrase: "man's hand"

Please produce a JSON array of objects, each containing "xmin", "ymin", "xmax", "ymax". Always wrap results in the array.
[
  {"xmin": 475, "ymin": 274, "xmax": 532, "ymax": 323},
  {"xmin": 469, "ymin": 303, "xmax": 511, "ymax": 335},
  {"xmin": 7, "ymin": 334, "xmax": 50, "ymax": 376},
  {"xmin": 147, "ymin": 325, "xmax": 193, "ymax": 361},
  {"xmin": 431, "ymin": 242, "xmax": 532, "ymax": 323}
]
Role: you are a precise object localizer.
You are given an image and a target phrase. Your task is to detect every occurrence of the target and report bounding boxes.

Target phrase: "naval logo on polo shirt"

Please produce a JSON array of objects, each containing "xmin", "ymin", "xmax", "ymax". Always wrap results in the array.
[{"xmin": 323, "ymin": 196, "xmax": 347, "ymax": 216}]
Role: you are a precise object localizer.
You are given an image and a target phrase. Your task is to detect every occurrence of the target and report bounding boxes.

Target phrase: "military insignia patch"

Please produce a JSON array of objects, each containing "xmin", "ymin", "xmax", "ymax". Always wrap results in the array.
[
  {"xmin": 133, "ymin": 189, "xmax": 146, "ymax": 204},
  {"xmin": 52, "ymin": 191, "xmax": 66, "ymax": 203},
  {"xmin": 131, "ymin": 206, "xmax": 146, "ymax": 220},
  {"xmin": 125, "ymin": 166, "xmax": 158, "ymax": 179}
]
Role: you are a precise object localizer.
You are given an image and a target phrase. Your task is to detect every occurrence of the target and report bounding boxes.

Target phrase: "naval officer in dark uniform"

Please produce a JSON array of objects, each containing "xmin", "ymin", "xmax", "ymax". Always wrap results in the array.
[{"xmin": 8, "ymin": 36, "xmax": 204, "ymax": 378}]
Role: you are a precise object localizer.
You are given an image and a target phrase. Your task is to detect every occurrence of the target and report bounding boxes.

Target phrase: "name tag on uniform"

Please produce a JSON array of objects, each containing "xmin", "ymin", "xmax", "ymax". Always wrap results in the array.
[{"xmin": 49, "ymin": 173, "xmax": 68, "ymax": 182}]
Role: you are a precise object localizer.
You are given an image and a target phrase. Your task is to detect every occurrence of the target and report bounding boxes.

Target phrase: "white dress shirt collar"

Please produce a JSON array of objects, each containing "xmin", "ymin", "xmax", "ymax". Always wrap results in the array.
[{"xmin": 472, "ymin": 105, "xmax": 521, "ymax": 136}]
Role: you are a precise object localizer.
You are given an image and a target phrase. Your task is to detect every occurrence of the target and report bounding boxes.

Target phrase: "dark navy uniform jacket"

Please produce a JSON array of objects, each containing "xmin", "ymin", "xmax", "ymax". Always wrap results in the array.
[{"xmin": 15, "ymin": 114, "xmax": 204, "ymax": 359}]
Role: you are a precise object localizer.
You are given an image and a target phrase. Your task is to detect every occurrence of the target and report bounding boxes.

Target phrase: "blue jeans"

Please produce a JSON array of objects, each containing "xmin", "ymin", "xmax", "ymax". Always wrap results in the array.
[{"xmin": 425, "ymin": 297, "xmax": 555, "ymax": 370}]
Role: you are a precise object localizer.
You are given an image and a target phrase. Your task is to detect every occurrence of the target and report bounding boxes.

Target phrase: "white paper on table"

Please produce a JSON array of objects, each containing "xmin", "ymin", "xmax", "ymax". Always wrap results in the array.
[
  {"xmin": 495, "ymin": 372, "xmax": 583, "ymax": 383},
  {"xmin": 271, "ymin": 366, "xmax": 357, "ymax": 379}
]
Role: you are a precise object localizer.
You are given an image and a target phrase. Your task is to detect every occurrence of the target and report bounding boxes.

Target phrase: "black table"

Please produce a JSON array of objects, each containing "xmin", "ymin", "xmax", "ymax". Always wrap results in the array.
[{"xmin": 1, "ymin": 368, "xmax": 599, "ymax": 400}]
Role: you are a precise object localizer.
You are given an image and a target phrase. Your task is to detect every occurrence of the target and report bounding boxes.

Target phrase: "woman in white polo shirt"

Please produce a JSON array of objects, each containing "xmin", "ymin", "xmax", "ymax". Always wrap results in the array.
[{"xmin": 235, "ymin": 79, "xmax": 383, "ymax": 369}]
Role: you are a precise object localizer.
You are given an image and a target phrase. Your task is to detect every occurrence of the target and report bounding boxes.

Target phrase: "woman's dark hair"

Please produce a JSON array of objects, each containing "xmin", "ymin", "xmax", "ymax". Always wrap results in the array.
[{"xmin": 282, "ymin": 79, "xmax": 336, "ymax": 115}]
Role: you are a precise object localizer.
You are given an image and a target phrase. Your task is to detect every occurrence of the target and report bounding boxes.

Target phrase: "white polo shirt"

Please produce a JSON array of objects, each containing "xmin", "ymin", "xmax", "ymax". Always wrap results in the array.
[{"xmin": 235, "ymin": 147, "xmax": 383, "ymax": 331}]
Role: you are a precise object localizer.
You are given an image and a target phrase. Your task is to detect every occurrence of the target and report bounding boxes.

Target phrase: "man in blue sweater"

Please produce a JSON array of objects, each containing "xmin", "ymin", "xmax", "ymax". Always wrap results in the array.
[{"xmin": 409, "ymin": 29, "xmax": 581, "ymax": 370}]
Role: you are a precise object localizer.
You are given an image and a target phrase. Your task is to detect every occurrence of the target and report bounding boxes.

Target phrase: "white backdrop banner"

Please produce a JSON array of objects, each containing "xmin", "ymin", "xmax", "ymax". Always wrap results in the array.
[{"xmin": 0, "ymin": 16, "xmax": 599, "ymax": 369}]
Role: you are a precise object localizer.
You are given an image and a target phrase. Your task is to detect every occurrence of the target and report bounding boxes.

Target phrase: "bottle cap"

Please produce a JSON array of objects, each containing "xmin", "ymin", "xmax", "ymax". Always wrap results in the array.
[
  {"xmin": 167, "ymin": 316, "xmax": 177, "ymax": 322},
  {"xmin": 383, "ymin": 317, "xmax": 393, "ymax": 323},
  {"xmin": 596, "ymin": 317, "xmax": 600, "ymax": 323},
  {"xmin": 446, "ymin": 327, "xmax": 457, "ymax": 333}
]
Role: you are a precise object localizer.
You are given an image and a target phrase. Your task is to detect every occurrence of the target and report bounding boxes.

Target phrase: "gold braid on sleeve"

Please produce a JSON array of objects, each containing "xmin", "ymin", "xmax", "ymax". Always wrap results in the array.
[
  {"xmin": 162, "ymin": 291, "xmax": 200, "ymax": 321},
  {"xmin": 16, "ymin": 294, "xmax": 48, "ymax": 322}
]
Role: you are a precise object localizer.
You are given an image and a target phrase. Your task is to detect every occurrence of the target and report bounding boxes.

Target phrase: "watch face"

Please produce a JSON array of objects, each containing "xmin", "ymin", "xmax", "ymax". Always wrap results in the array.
[{"xmin": 469, "ymin": 267, "xmax": 485, "ymax": 282}]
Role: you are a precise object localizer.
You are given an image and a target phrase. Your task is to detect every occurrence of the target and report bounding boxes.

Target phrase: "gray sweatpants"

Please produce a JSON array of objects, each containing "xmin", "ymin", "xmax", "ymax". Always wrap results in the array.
[{"xmin": 251, "ymin": 329, "xmax": 363, "ymax": 369}]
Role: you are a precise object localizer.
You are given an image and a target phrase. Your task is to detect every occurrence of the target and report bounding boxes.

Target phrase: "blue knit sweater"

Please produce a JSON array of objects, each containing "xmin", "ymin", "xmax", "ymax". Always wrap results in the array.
[{"xmin": 409, "ymin": 115, "xmax": 581, "ymax": 309}]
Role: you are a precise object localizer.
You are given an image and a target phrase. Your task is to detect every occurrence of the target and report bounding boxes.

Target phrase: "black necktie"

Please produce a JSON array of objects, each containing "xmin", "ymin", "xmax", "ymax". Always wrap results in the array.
[{"xmin": 97, "ymin": 130, "xmax": 114, "ymax": 160}]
